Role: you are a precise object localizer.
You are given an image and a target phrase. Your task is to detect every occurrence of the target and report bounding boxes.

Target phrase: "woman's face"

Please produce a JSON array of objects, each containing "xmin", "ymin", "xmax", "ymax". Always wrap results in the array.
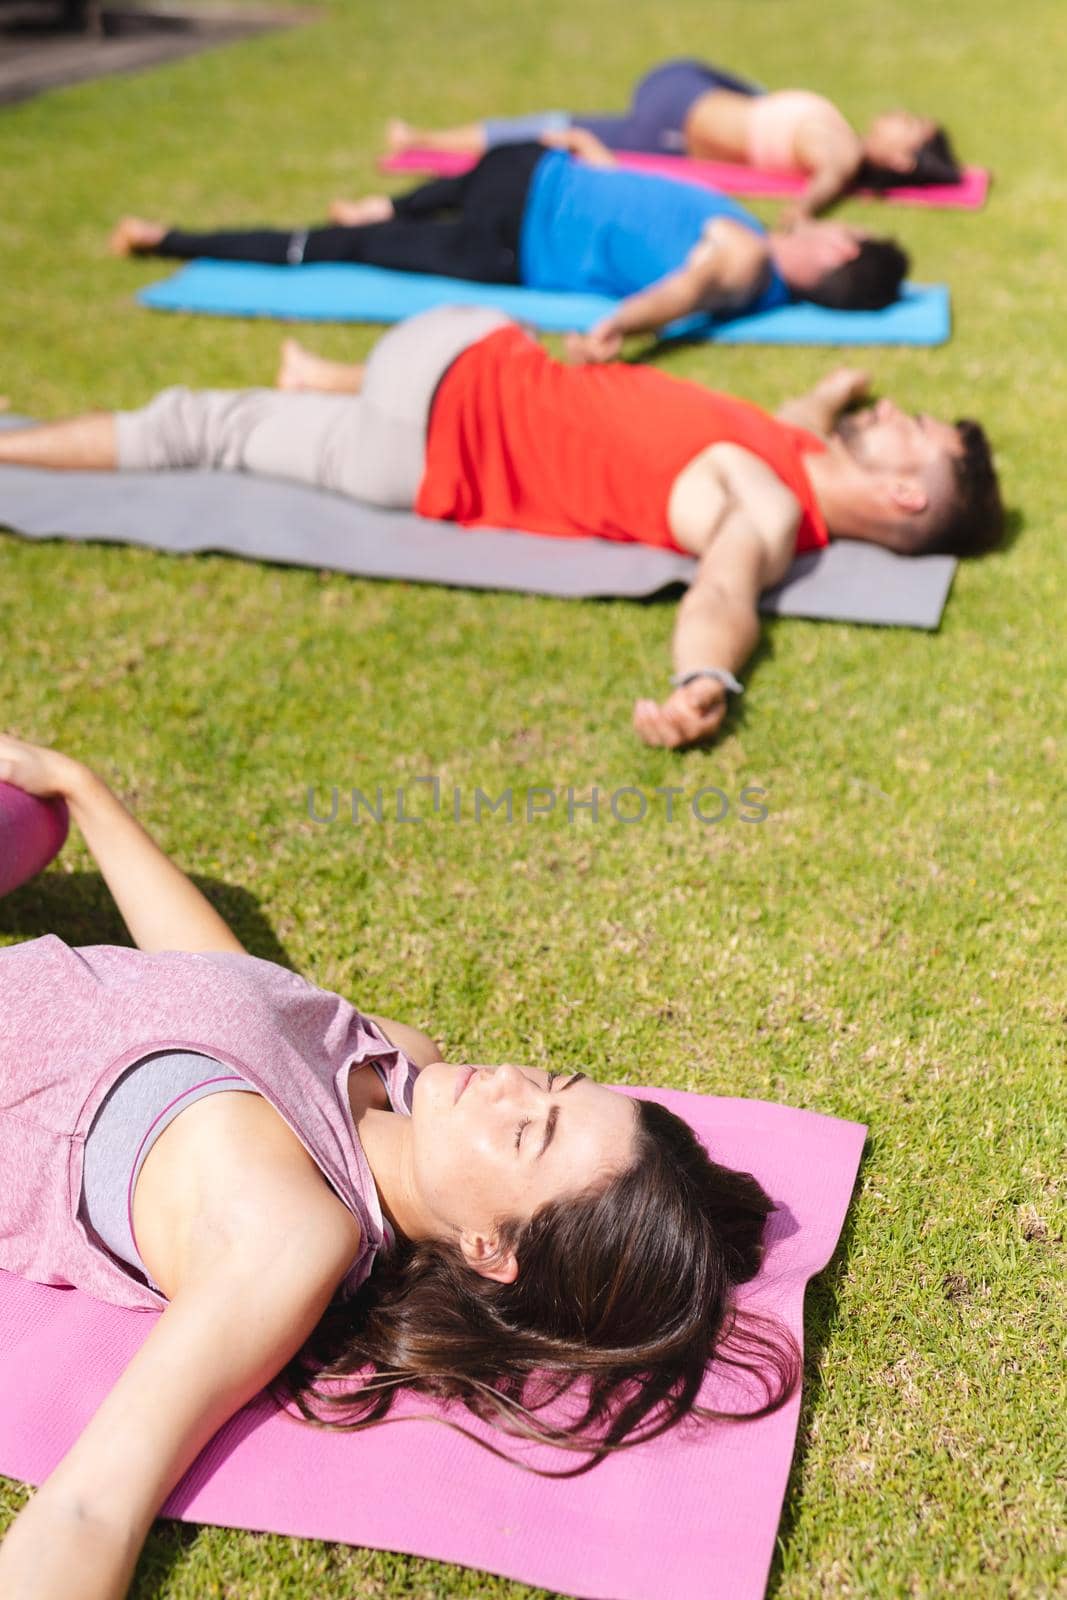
[
  {"xmin": 409, "ymin": 1062, "xmax": 638, "ymax": 1248},
  {"xmin": 864, "ymin": 111, "xmax": 937, "ymax": 173}
]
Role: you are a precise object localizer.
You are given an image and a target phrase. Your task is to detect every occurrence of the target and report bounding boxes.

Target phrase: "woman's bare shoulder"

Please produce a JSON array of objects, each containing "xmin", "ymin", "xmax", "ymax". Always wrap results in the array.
[{"xmin": 134, "ymin": 1091, "xmax": 362, "ymax": 1301}]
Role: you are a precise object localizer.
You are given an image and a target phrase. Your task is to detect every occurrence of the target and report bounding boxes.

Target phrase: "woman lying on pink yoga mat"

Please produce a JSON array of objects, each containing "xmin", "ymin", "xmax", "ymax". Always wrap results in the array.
[
  {"xmin": 0, "ymin": 731, "xmax": 799, "ymax": 1598},
  {"xmin": 390, "ymin": 56, "xmax": 963, "ymax": 219}
]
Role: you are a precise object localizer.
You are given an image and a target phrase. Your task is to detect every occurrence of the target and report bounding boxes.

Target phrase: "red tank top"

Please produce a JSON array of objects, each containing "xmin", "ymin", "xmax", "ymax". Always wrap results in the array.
[{"xmin": 417, "ymin": 326, "xmax": 829, "ymax": 555}]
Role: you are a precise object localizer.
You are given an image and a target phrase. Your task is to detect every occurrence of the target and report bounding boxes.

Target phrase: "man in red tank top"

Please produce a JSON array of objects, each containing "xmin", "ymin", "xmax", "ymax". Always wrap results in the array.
[
  {"xmin": 0, "ymin": 311, "xmax": 1003, "ymax": 750},
  {"xmin": 414, "ymin": 324, "xmax": 1001, "ymax": 745}
]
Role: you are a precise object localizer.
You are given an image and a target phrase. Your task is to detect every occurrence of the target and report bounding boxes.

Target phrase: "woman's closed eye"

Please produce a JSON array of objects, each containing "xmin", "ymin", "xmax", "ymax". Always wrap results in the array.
[{"xmin": 515, "ymin": 1072, "xmax": 561, "ymax": 1149}]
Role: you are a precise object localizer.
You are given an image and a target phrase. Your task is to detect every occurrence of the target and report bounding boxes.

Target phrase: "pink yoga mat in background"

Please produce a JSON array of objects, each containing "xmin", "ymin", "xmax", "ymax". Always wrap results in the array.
[
  {"xmin": 380, "ymin": 149, "xmax": 991, "ymax": 209},
  {"xmin": 0, "ymin": 1090, "xmax": 866, "ymax": 1600}
]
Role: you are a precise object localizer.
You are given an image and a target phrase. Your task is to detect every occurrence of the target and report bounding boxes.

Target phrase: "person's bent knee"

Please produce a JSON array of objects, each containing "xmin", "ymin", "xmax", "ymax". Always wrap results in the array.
[
  {"xmin": 115, "ymin": 386, "xmax": 212, "ymax": 472},
  {"xmin": 114, "ymin": 386, "xmax": 273, "ymax": 473}
]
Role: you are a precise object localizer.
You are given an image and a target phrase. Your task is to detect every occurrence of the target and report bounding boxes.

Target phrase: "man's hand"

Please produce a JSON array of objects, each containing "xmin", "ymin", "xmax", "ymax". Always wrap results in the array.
[
  {"xmin": 777, "ymin": 200, "xmax": 812, "ymax": 232},
  {"xmin": 566, "ymin": 318, "xmax": 624, "ymax": 364},
  {"xmin": 633, "ymin": 679, "xmax": 729, "ymax": 749},
  {"xmin": 814, "ymin": 366, "xmax": 872, "ymax": 414}
]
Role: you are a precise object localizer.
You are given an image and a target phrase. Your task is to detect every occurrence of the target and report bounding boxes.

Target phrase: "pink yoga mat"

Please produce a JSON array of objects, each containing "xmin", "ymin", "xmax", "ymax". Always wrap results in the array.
[
  {"xmin": 0, "ymin": 783, "xmax": 69, "ymax": 898},
  {"xmin": 380, "ymin": 149, "xmax": 991, "ymax": 209},
  {"xmin": 0, "ymin": 1090, "xmax": 865, "ymax": 1600}
]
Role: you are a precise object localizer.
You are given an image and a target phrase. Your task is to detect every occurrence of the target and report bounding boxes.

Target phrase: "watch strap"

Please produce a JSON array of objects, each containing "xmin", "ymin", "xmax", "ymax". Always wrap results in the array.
[{"xmin": 670, "ymin": 667, "xmax": 745, "ymax": 695}]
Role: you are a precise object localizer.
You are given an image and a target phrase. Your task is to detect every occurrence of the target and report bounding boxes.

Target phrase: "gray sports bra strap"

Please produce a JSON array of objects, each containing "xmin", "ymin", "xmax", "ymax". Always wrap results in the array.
[{"xmin": 80, "ymin": 1049, "xmax": 257, "ymax": 1292}]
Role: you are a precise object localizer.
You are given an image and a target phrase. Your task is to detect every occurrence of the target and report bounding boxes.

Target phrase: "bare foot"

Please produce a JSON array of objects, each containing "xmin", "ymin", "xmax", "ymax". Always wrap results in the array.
[
  {"xmin": 275, "ymin": 338, "xmax": 328, "ymax": 392},
  {"xmin": 276, "ymin": 339, "xmax": 365, "ymax": 394},
  {"xmin": 277, "ymin": 338, "xmax": 316, "ymax": 391},
  {"xmin": 386, "ymin": 117, "xmax": 416, "ymax": 155},
  {"xmin": 109, "ymin": 216, "xmax": 167, "ymax": 257},
  {"xmin": 327, "ymin": 195, "xmax": 395, "ymax": 226}
]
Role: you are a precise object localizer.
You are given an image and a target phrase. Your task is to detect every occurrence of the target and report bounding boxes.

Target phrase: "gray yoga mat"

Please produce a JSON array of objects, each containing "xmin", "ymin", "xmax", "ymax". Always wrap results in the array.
[{"xmin": 0, "ymin": 434, "xmax": 956, "ymax": 625}]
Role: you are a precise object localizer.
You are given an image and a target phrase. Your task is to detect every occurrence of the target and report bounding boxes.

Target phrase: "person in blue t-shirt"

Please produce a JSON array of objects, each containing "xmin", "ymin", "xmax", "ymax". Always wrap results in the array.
[{"xmin": 111, "ymin": 138, "xmax": 909, "ymax": 357}]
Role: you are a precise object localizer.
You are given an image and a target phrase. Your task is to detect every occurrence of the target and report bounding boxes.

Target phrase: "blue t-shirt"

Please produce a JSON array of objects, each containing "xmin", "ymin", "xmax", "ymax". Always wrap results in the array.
[{"xmin": 518, "ymin": 150, "xmax": 790, "ymax": 312}]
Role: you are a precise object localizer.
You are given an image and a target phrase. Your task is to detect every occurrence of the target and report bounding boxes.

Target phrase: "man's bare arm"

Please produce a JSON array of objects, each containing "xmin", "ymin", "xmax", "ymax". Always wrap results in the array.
[
  {"xmin": 776, "ymin": 366, "xmax": 873, "ymax": 438},
  {"xmin": 633, "ymin": 521, "xmax": 772, "ymax": 750},
  {"xmin": 566, "ymin": 267, "xmax": 709, "ymax": 362},
  {"xmin": 567, "ymin": 221, "xmax": 769, "ymax": 362},
  {"xmin": 670, "ymin": 522, "xmax": 765, "ymax": 680},
  {"xmin": 634, "ymin": 446, "xmax": 801, "ymax": 749}
]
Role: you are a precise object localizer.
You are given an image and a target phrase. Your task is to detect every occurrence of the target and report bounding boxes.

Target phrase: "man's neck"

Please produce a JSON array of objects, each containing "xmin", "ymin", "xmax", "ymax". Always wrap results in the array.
[
  {"xmin": 803, "ymin": 444, "xmax": 892, "ymax": 544},
  {"xmin": 766, "ymin": 232, "xmax": 800, "ymax": 294}
]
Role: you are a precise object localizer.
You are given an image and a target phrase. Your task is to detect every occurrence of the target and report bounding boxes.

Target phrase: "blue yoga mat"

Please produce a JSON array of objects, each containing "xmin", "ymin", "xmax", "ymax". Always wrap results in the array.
[{"xmin": 139, "ymin": 262, "xmax": 951, "ymax": 346}]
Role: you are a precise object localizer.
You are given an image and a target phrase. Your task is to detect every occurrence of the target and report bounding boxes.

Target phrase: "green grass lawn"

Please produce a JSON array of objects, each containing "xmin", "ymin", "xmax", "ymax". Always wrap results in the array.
[{"xmin": 1, "ymin": 0, "xmax": 1064, "ymax": 1594}]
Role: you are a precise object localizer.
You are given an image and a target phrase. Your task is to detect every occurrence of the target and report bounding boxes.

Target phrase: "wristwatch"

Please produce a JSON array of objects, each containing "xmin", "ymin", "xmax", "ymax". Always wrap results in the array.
[{"xmin": 670, "ymin": 667, "xmax": 745, "ymax": 695}]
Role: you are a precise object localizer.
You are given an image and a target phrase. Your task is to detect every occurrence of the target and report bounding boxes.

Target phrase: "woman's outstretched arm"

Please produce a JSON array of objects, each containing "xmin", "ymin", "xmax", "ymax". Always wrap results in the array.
[
  {"xmin": 0, "ymin": 1125, "xmax": 358, "ymax": 1600},
  {"xmin": 787, "ymin": 121, "xmax": 864, "ymax": 219},
  {"xmin": 0, "ymin": 735, "xmax": 245, "ymax": 955}
]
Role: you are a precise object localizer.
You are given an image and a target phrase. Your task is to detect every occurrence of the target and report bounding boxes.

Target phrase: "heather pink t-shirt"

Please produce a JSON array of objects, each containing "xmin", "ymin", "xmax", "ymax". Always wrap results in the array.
[{"xmin": 0, "ymin": 936, "xmax": 419, "ymax": 1312}]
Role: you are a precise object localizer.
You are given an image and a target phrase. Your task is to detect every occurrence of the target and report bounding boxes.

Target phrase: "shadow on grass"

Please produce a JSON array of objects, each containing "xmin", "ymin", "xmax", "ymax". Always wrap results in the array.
[
  {"xmin": 0, "ymin": 869, "xmax": 295, "ymax": 970},
  {"xmin": 720, "ymin": 625, "xmax": 777, "ymax": 738},
  {"xmin": 129, "ymin": 1518, "xmax": 204, "ymax": 1600},
  {"xmin": 990, "ymin": 505, "xmax": 1025, "ymax": 556},
  {"xmin": 629, "ymin": 331, "xmax": 717, "ymax": 366},
  {"xmin": 765, "ymin": 1136, "xmax": 872, "ymax": 1598}
]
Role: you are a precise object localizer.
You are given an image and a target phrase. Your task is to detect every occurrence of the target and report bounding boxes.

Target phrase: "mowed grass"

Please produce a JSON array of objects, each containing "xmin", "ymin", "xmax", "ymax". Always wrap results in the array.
[{"xmin": 1, "ymin": 0, "xmax": 1064, "ymax": 1595}]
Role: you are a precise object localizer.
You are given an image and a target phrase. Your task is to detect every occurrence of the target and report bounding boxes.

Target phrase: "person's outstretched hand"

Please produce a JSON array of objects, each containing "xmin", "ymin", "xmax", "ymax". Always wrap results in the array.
[
  {"xmin": 777, "ymin": 200, "xmax": 813, "ymax": 231},
  {"xmin": 0, "ymin": 733, "xmax": 84, "ymax": 799},
  {"xmin": 565, "ymin": 318, "xmax": 624, "ymax": 364},
  {"xmin": 633, "ymin": 679, "xmax": 729, "ymax": 748}
]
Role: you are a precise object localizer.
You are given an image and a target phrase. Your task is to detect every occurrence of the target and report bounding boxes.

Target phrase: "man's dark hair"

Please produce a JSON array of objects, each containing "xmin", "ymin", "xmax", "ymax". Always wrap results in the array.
[
  {"xmin": 804, "ymin": 237, "xmax": 909, "ymax": 311},
  {"xmin": 913, "ymin": 419, "xmax": 1005, "ymax": 557},
  {"xmin": 861, "ymin": 127, "xmax": 963, "ymax": 191}
]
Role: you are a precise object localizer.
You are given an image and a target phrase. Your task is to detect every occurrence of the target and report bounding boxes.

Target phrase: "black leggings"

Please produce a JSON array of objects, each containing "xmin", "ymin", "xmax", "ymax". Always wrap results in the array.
[{"xmin": 157, "ymin": 143, "xmax": 544, "ymax": 284}]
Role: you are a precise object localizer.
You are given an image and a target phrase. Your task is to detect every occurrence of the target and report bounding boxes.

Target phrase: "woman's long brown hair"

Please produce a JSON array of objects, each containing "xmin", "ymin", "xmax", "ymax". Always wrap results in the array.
[
  {"xmin": 269, "ymin": 1097, "xmax": 800, "ymax": 1475},
  {"xmin": 859, "ymin": 126, "xmax": 962, "ymax": 190}
]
